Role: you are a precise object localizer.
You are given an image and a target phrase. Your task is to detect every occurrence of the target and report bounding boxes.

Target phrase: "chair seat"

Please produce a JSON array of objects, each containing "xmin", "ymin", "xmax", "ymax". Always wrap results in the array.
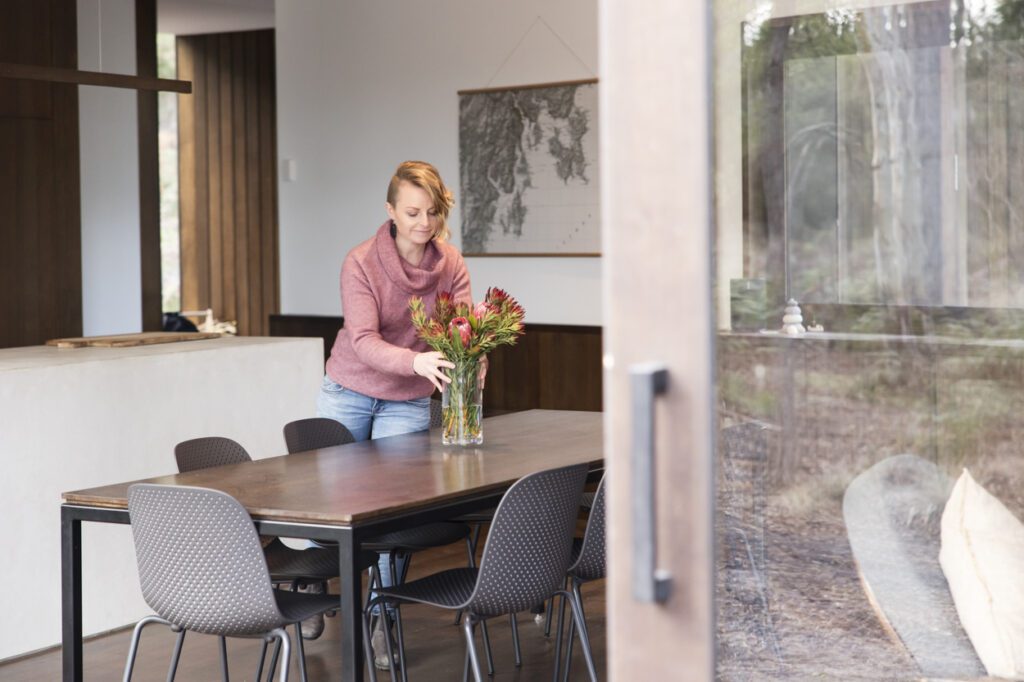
[
  {"xmin": 450, "ymin": 508, "xmax": 495, "ymax": 524},
  {"xmin": 377, "ymin": 567, "xmax": 479, "ymax": 610},
  {"xmin": 363, "ymin": 522, "xmax": 471, "ymax": 552},
  {"xmin": 263, "ymin": 538, "xmax": 376, "ymax": 579},
  {"xmin": 274, "ymin": 587, "xmax": 342, "ymax": 624}
]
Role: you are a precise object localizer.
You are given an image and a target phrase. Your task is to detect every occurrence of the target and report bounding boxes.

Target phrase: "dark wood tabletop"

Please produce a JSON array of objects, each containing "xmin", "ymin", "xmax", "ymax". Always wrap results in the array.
[{"xmin": 62, "ymin": 409, "xmax": 603, "ymax": 525}]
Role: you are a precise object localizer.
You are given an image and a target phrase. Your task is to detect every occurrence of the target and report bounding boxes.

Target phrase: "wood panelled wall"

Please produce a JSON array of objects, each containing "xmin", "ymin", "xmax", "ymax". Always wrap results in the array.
[
  {"xmin": 269, "ymin": 315, "xmax": 603, "ymax": 412},
  {"xmin": 0, "ymin": 0, "xmax": 82, "ymax": 348},
  {"xmin": 176, "ymin": 30, "xmax": 278, "ymax": 336}
]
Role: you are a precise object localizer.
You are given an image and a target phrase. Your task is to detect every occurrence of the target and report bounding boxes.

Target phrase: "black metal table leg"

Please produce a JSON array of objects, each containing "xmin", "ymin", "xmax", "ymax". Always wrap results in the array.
[
  {"xmin": 338, "ymin": 527, "xmax": 365, "ymax": 682},
  {"xmin": 61, "ymin": 506, "xmax": 82, "ymax": 682}
]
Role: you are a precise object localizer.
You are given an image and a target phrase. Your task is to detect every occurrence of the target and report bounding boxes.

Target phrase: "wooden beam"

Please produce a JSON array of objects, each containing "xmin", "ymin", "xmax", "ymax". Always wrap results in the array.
[{"xmin": 0, "ymin": 62, "xmax": 191, "ymax": 93}]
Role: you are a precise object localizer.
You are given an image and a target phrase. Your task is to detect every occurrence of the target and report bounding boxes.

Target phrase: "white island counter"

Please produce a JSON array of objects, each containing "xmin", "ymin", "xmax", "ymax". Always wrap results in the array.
[{"xmin": 0, "ymin": 336, "xmax": 323, "ymax": 661}]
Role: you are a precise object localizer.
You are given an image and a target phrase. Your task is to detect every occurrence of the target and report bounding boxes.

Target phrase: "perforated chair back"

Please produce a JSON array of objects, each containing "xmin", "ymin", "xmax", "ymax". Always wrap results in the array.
[
  {"xmin": 283, "ymin": 417, "xmax": 355, "ymax": 454},
  {"xmin": 127, "ymin": 484, "xmax": 284, "ymax": 636},
  {"xmin": 429, "ymin": 399, "xmax": 443, "ymax": 429},
  {"xmin": 174, "ymin": 436, "xmax": 251, "ymax": 473},
  {"xmin": 466, "ymin": 464, "xmax": 588, "ymax": 617},
  {"xmin": 569, "ymin": 474, "xmax": 606, "ymax": 581}
]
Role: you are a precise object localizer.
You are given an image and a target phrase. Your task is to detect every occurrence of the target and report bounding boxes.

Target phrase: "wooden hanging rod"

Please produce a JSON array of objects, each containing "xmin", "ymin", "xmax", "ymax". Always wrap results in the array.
[{"xmin": 0, "ymin": 62, "xmax": 191, "ymax": 93}]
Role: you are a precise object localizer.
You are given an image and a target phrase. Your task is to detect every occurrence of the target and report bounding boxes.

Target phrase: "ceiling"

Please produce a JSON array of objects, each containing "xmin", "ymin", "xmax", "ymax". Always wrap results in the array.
[{"xmin": 157, "ymin": 0, "xmax": 274, "ymax": 36}]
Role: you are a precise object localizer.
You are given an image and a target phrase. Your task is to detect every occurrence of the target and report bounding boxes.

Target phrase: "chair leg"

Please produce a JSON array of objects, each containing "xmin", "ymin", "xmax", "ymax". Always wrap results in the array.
[
  {"xmin": 462, "ymin": 644, "xmax": 471, "ymax": 682},
  {"xmin": 122, "ymin": 615, "xmax": 172, "ymax": 682},
  {"xmin": 563, "ymin": 580, "xmax": 589, "ymax": 682},
  {"xmin": 255, "ymin": 639, "xmax": 269, "ymax": 682},
  {"xmin": 380, "ymin": 601, "xmax": 400, "ymax": 682},
  {"xmin": 271, "ymin": 628, "xmax": 292, "ymax": 682},
  {"xmin": 509, "ymin": 613, "xmax": 522, "ymax": 667},
  {"xmin": 294, "ymin": 622, "xmax": 309, "ymax": 682},
  {"xmin": 552, "ymin": 592, "xmax": 569, "ymax": 682},
  {"xmin": 479, "ymin": 618, "xmax": 495, "ymax": 676},
  {"xmin": 562, "ymin": 615, "xmax": 576, "ymax": 682},
  {"xmin": 363, "ymin": 602, "xmax": 380, "ymax": 682},
  {"xmin": 166, "ymin": 628, "xmax": 185, "ymax": 682},
  {"xmin": 394, "ymin": 605, "xmax": 409, "ymax": 682},
  {"xmin": 462, "ymin": 617, "xmax": 484, "ymax": 682},
  {"xmin": 266, "ymin": 638, "xmax": 282, "ymax": 682},
  {"xmin": 219, "ymin": 636, "xmax": 230, "ymax": 681},
  {"xmin": 388, "ymin": 554, "xmax": 409, "ymax": 682},
  {"xmin": 561, "ymin": 590, "xmax": 598, "ymax": 682},
  {"xmin": 544, "ymin": 598, "xmax": 554, "ymax": 636}
]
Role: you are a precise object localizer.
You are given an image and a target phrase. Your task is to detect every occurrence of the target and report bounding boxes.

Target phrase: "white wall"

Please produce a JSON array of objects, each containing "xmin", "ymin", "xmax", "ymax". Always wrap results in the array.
[
  {"xmin": 275, "ymin": 0, "xmax": 601, "ymax": 325},
  {"xmin": 0, "ymin": 338, "xmax": 322, "ymax": 661},
  {"xmin": 78, "ymin": 0, "xmax": 143, "ymax": 336}
]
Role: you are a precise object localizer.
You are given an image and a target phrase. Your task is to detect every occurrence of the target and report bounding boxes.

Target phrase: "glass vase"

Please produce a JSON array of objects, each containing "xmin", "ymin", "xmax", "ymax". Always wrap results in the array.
[{"xmin": 441, "ymin": 358, "xmax": 483, "ymax": 445}]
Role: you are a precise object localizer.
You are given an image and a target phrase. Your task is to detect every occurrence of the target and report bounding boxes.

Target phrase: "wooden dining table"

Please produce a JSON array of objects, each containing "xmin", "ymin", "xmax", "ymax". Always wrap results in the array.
[{"xmin": 60, "ymin": 409, "xmax": 603, "ymax": 682}]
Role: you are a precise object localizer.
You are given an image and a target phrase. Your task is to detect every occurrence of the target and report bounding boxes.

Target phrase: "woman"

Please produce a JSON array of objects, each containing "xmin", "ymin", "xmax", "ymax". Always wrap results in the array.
[
  {"xmin": 318, "ymin": 160, "xmax": 469, "ymax": 436},
  {"xmin": 316, "ymin": 160, "xmax": 471, "ymax": 665}
]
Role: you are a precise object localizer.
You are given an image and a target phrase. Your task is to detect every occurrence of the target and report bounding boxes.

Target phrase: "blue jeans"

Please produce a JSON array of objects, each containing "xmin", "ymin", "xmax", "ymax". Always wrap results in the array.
[
  {"xmin": 316, "ymin": 375, "xmax": 430, "ymax": 613},
  {"xmin": 316, "ymin": 374, "xmax": 430, "ymax": 441}
]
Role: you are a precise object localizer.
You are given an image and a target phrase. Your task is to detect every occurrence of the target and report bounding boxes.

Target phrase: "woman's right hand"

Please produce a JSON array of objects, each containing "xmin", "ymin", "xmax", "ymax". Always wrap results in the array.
[{"xmin": 413, "ymin": 351, "xmax": 454, "ymax": 393}]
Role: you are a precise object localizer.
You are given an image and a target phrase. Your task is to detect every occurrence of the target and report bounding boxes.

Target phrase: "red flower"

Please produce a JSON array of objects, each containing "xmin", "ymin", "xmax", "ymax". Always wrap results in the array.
[{"xmin": 448, "ymin": 316, "xmax": 472, "ymax": 348}]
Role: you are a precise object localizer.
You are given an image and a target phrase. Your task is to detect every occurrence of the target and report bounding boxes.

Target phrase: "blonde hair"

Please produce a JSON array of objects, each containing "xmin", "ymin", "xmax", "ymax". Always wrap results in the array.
[{"xmin": 386, "ymin": 161, "xmax": 454, "ymax": 242}]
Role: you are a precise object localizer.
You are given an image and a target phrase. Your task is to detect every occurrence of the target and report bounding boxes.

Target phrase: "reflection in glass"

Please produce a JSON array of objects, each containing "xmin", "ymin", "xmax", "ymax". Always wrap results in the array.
[{"xmin": 715, "ymin": 1, "xmax": 1024, "ymax": 679}]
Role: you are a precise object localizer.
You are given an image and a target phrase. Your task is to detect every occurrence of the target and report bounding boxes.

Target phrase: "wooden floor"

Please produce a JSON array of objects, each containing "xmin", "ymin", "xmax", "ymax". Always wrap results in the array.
[{"xmin": 1, "ymin": 541, "xmax": 605, "ymax": 681}]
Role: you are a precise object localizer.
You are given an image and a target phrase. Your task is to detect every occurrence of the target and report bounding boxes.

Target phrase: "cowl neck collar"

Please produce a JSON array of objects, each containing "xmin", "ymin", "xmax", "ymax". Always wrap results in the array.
[{"xmin": 373, "ymin": 221, "xmax": 444, "ymax": 295}]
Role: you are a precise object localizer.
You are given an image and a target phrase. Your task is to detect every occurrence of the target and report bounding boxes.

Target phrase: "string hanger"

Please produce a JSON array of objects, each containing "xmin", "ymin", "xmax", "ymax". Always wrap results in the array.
[{"xmin": 485, "ymin": 14, "xmax": 596, "ymax": 87}]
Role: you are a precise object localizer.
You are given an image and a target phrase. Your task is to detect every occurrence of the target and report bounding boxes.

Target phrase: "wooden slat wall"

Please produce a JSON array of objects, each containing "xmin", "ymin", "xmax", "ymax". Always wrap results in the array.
[
  {"xmin": 268, "ymin": 315, "xmax": 603, "ymax": 412},
  {"xmin": 0, "ymin": 0, "xmax": 82, "ymax": 349},
  {"xmin": 176, "ymin": 30, "xmax": 278, "ymax": 335}
]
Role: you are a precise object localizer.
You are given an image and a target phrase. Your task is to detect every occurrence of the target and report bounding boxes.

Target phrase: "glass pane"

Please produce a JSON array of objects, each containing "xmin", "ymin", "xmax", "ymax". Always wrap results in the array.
[{"xmin": 714, "ymin": 1, "xmax": 1024, "ymax": 678}]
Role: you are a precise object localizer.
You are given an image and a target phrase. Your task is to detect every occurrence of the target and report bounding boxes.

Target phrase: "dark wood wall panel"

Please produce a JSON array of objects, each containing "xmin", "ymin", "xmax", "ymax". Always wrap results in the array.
[
  {"xmin": 136, "ymin": 0, "xmax": 160, "ymax": 331},
  {"xmin": 269, "ymin": 315, "xmax": 603, "ymax": 412},
  {"xmin": 177, "ymin": 30, "xmax": 278, "ymax": 335},
  {"xmin": 0, "ymin": 0, "xmax": 81, "ymax": 349}
]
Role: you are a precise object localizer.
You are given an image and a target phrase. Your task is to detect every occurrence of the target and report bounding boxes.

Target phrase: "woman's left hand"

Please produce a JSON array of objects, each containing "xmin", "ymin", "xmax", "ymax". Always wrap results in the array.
[{"xmin": 413, "ymin": 351, "xmax": 454, "ymax": 393}]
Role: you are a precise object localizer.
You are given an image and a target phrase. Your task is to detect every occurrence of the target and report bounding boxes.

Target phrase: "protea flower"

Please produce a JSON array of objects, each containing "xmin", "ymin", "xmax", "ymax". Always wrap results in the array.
[
  {"xmin": 473, "ymin": 301, "xmax": 496, "ymax": 320},
  {"xmin": 448, "ymin": 316, "xmax": 472, "ymax": 348}
]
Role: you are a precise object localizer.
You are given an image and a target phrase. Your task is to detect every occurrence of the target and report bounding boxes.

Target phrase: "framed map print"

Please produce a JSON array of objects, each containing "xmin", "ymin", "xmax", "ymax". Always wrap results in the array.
[{"xmin": 458, "ymin": 78, "xmax": 600, "ymax": 256}]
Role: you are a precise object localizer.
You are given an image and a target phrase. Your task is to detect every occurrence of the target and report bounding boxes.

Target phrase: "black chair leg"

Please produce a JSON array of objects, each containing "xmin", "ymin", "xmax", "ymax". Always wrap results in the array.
[
  {"xmin": 510, "ymin": 613, "xmax": 522, "ymax": 667},
  {"xmin": 552, "ymin": 591, "xmax": 569, "ymax": 682},
  {"xmin": 479, "ymin": 618, "xmax": 495, "ymax": 676},
  {"xmin": 544, "ymin": 598, "xmax": 554, "ymax": 636},
  {"xmin": 255, "ymin": 639, "xmax": 269, "ymax": 682},
  {"xmin": 362, "ymin": 602, "xmax": 379, "ymax": 682},
  {"xmin": 219, "ymin": 636, "xmax": 230, "ymax": 681},
  {"xmin": 294, "ymin": 622, "xmax": 309, "ymax": 682},
  {"xmin": 380, "ymin": 601, "xmax": 400, "ymax": 682}
]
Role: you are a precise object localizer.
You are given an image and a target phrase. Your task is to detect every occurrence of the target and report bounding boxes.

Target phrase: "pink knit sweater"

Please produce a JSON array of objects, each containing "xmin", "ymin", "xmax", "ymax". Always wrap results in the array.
[{"xmin": 325, "ymin": 221, "xmax": 472, "ymax": 401}]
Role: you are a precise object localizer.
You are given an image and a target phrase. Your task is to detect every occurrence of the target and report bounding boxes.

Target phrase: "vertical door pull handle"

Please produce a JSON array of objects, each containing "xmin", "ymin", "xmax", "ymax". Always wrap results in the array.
[{"xmin": 630, "ymin": 363, "xmax": 672, "ymax": 604}]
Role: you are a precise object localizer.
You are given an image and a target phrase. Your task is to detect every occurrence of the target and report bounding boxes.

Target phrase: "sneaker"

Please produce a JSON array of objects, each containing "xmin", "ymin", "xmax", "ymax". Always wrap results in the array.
[
  {"xmin": 371, "ymin": 616, "xmax": 400, "ymax": 670},
  {"xmin": 297, "ymin": 583, "xmax": 326, "ymax": 640}
]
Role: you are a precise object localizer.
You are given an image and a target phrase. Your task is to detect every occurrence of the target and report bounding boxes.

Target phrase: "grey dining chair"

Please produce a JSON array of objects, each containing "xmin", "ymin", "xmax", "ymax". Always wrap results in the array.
[
  {"xmin": 554, "ymin": 474, "xmax": 606, "ymax": 682},
  {"xmin": 123, "ymin": 484, "xmax": 339, "ymax": 682},
  {"xmin": 175, "ymin": 436, "xmax": 376, "ymax": 588},
  {"xmin": 283, "ymin": 416, "xmax": 355, "ymax": 454},
  {"xmin": 282, "ymin": 417, "xmax": 473, "ymax": 675},
  {"xmin": 364, "ymin": 463, "xmax": 596, "ymax": 682},
  {"xmin": 174, "ymin": 435, "xmax": 378, "ymax": 646}
]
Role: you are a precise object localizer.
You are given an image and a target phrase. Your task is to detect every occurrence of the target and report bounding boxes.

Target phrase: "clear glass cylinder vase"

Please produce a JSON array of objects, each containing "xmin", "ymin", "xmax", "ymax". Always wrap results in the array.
[{"xmin": 441, "ymin": 358, "xmax": 483, "ymax": 445}]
